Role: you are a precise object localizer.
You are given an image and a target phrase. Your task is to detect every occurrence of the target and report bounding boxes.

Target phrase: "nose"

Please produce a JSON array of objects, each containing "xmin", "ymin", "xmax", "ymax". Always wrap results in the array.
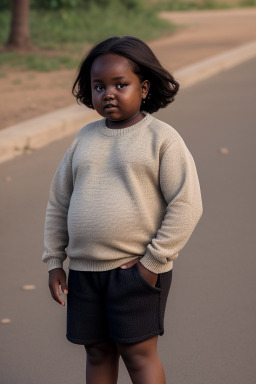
[{"xmin": 103, "ymin": 86, "xmax": 115, "ymax": 100}]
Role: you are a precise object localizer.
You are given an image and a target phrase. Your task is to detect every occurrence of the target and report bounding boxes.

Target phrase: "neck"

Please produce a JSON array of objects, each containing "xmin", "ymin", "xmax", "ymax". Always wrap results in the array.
[{"xmin": 106, "ymin": 111, "xmax": 145, "ymax": 129}]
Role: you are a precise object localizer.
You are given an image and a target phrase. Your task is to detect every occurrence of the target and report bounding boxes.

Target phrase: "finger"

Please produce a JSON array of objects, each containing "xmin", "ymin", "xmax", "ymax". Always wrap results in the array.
[
  {"xmin": 60, "ymin": 280, "xmax": 68, "ymax": 295},
  {"xmin": 50, "ymin": 283, "xmax": 65, "ymax": 306},
  {"xmin": 120, "ymin": 259, "xmax": 139, "ymax": 269}
]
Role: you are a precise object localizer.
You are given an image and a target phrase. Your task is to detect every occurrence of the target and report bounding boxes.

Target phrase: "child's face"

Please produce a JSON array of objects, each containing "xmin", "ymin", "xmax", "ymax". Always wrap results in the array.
[{"xmin": 91, "ymin": 54, "xmax": 149, "ymax": 128}]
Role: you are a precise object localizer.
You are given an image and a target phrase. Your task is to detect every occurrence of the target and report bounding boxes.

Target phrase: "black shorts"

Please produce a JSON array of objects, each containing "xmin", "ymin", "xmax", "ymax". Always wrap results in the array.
[{"xmin": 66, "ymin": 264, "xmax": 172, "ymax": 345}]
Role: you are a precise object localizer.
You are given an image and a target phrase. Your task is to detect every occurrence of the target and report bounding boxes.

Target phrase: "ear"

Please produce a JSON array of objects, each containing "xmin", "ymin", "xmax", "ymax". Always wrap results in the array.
[{"xmin": 141, "ymin": 80, "xmax": 150, "ymax": 100}]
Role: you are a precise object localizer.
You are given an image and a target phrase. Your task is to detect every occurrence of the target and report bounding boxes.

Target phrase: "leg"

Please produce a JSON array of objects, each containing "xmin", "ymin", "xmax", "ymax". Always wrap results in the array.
[
  {"xmin": 85, "ymin": 341, "xmax": 120, "ymax": 384},
  {"xmin": 117, "ymin": 336, "xmax": 166, "ymax": 384}
]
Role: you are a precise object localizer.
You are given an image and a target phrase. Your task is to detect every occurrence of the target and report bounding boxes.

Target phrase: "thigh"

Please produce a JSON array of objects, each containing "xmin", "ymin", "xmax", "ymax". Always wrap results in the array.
[
  {"xmin": 106, "ymin": 265, "xmax": 172, "ymax": 344},
  {"xmin": 66, "ymin": 270, "xmax": 109, "ymax": 345}
]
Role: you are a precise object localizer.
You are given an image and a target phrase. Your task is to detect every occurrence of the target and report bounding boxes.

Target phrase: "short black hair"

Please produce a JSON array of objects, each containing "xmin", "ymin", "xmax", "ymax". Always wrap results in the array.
[{"xmin": 72, "ymin": 36, "xmax": 179, "ymax": 113}]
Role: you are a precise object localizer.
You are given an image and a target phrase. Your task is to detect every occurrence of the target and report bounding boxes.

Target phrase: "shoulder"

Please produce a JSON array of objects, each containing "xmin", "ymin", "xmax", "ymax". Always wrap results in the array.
[
  {"xmin": 146, "ymin": 114, "xmax": 184, "ymax": 151},
  {"xmin": 75, "ymin": 118, "xmax": 103, "ymax": 138},
  {"xmin": 68, "ymin": 118, "xmax": 104, "ymax": 153}
]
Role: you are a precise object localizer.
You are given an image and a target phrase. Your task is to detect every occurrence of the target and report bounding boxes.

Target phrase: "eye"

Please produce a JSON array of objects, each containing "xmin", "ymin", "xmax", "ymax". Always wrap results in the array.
[
  {"xmin": 95, "ymin": 84, "xmax": 105, "ymax": 92},
  {"xmin": 116, "ymin": 83, "xmax": 127, "ymax": 89}
]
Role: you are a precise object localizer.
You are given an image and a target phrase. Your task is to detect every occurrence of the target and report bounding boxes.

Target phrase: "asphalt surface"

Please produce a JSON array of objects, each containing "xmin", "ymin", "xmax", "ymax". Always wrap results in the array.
[{"xmin": 0, "ymin": 57, "xmax": 256, "ymax": 384}]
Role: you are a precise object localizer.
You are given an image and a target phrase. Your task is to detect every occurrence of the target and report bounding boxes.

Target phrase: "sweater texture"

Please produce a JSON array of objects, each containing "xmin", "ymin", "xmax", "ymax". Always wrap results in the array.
[{"xmin": 42, "ymin": 114, "xmax": 202, "ymax": 274}]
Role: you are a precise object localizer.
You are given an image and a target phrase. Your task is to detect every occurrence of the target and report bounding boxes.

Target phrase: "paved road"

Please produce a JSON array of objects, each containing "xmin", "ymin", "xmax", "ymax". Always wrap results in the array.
[{"xmin": 1, "ymin": 57, "xmax": 255, "ymax": 384}]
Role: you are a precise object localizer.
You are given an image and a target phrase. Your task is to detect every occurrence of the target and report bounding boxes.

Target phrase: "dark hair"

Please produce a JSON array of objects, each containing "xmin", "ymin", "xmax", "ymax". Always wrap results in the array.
[{"xmin": 72, "ymin": 36, "xmax": 179, "ymax": 113}]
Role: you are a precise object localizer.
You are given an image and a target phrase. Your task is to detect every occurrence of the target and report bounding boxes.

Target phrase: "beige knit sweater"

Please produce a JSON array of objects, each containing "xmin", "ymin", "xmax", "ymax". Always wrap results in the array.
[{"xmin": 42, "ymin": 113, "xmax": 202, "ymax": 274}]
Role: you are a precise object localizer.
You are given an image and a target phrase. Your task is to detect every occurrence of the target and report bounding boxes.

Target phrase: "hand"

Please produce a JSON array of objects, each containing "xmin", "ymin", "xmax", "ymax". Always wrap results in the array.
[
  {"xmin": 120, "ymin": 260, "xmax": 158, "ymax": 287},
  {"xmin": 48, "ymin": 268, "xmax": 68, "ymax": 306}
]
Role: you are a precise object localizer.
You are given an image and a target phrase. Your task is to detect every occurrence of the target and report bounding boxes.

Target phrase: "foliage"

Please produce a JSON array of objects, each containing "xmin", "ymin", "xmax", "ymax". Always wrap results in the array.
[
  {"xmin": 0, "ymin": 0, "xmax": 145, "ymax": 10},
  {"xmin": 0, "ymin": 1, "xmax": 174, "ymax": 71},
  {"xmin": 239, "ymin": 0, "xmax": 256, "ymax": 5},
  {"xmin": 0, "ymin": 0, "xmax": 10, "ymax": 10},
  {"xmin": 32, "ymin": 0, "xmax": 83, "ymax": 9},
  {"xmin": 1, "ymin": 0, "xmax": 255, "ymax": 10},
  {"xmin": 0, "ymin": 1, "xmax": 173, "ymax": 47}
]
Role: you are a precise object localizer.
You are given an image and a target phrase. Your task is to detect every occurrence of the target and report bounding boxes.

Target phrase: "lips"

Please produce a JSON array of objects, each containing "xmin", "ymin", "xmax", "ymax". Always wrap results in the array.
[{"xmin": 104, "ymin": 104, "xmax": 118, "ymax": 110}]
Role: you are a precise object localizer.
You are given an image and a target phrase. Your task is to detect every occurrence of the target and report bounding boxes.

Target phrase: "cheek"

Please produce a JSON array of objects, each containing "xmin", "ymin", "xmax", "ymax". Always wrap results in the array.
[
  {"xmin": 91, "ymin": 92, "xmax": 100, "ymax": 106},
  {"xmin": 122, "ymin": 87, "xmax": 142, "ymax": 102}
]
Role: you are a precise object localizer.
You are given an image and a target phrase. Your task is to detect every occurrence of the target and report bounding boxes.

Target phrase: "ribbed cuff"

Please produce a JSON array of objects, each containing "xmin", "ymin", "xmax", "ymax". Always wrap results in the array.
[
  {"xmin": 46, "ymin": 257, "xmax": 64, "ymax": 272},
  {"xmin": 140, "ymin": 251, "xmax": 175, "ymax": 274}
]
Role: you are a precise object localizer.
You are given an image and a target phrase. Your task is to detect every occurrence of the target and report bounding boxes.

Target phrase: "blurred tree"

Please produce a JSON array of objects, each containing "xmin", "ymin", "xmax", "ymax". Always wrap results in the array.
[
  {"xmin": 6, "ymin": 0, "xmax": 33, "ymax": 50},
  {"xmin": 0, "ymin": 0, "xmax": 11, "ymax": 10},
  {"xmin": 34, "ymin": 0, "xmax": 83, "ymax": 9}
]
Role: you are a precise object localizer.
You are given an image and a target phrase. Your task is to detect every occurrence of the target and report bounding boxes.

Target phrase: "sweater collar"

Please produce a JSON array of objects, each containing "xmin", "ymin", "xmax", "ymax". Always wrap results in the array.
[{"xmin": 99, "ymin": 113, "xmax": 152, "ymax": 137}]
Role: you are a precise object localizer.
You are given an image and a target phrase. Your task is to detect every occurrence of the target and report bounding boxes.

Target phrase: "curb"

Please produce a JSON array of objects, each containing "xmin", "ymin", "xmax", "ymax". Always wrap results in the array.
[
  {"xmin": 1, "ymin": 40, "xmax": 256, "ymax": 164},
  {"xmin": 0, "ymin": 105, "xmax": 99, "ymax": 164},
  {"xmin": 174, "ymin": 40, "xmax": 256, "ymax": 88}
]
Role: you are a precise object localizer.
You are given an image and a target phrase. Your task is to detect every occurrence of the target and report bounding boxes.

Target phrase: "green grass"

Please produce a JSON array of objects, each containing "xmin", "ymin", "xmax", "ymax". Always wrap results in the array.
[
  {"xmin": 0, "ymin": 51, "xmax": 80, "ymax": 71},
  {"xmin": 152, "ymin": 0, "xmax": 256, "ymax": 11},
  {"xmin": 152, "ymin": 0, "xmax": 227, "ymax": 11},
  {"xmin": 0, "ymin": 2, "xmax": 175, "ymax": 71},
  {"xmin": 239, "ymin": 0, "xmax": 256, "ymax": 6},
  {"xmin": 12, "ymin": 78, "xmax": 22, "ymax": 84},
  {"xmin": 29, "ymin": 7, "xmax": 174, "ymax": 49}
]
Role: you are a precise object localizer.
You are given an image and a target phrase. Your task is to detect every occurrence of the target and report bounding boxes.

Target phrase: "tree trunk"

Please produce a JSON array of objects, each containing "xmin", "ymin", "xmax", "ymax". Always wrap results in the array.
[{"xmin": 6, "ymin": 0, "xmax": 33, "ymax": 50}]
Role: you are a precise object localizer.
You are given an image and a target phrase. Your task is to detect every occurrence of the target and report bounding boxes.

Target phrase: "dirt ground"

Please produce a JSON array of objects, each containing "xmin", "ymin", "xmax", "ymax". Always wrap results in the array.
[{"xmin": 1, "ymin": 8, "xmax": 256, "ymax": 130}]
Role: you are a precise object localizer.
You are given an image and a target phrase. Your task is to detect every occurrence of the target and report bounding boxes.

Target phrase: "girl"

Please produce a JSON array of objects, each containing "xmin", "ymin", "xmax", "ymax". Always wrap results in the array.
[{"xmin": 43, "ymin": 36, "xmax": 203, "ymax": 384}]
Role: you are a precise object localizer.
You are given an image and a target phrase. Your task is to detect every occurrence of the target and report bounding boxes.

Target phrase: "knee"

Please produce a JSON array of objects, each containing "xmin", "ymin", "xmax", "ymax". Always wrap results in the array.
[
  {"xmin": 118, "ymin": 342, "xmax": 153, "ymax": 371},
  {"xmin": 85, "ymin": 342, "xmax": 118, "ymax": 366}
]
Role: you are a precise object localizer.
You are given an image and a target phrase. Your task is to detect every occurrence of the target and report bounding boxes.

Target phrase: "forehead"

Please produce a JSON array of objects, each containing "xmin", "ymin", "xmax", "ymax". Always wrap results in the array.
[{"xmin": 91, "ymin": 54, "xmax": 135, "ymax": 78}]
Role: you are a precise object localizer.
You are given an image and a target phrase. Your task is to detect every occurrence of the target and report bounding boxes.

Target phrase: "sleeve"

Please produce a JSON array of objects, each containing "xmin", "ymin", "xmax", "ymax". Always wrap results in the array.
[
  {"xmin": 42, "ymin": 146, "xmax": 74, "ymax": 272},
  {"xmin": 140, "ymin": 137, "xmax": 203, "ymax": 273}
]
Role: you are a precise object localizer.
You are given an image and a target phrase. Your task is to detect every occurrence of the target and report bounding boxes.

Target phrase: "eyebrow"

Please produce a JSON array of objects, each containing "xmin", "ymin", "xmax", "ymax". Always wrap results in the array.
[{"xmin": 92, "ymin": 76, "xmax": 127, "ymax": 83}]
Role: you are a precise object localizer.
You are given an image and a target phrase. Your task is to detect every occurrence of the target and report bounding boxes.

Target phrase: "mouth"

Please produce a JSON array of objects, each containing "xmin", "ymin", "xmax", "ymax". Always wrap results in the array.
[{"xmin": 104, "ymin": 104, "xmax": 118, "ymax": 111}]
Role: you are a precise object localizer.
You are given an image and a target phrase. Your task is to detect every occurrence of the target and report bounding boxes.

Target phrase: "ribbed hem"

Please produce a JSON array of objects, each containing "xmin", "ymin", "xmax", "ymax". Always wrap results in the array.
[
  {"xmin": 44, "ymin": 253, "xmax": 175, "ymax": 273},
  {"xmin": 99, "ymin": 113, "xmax": 152, "ymax": 137},
  {"xmin": 68, "ymin": 254, "xmax": 174, "ymax": 274},
  {"xmin": 68, "ymin": 255, "xmax": 139, "ymax": 272}
]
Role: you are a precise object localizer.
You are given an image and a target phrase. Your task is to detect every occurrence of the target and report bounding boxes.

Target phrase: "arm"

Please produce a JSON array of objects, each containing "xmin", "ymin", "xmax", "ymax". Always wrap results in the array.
[
  {"xmin": 42, "ymin": 146, "xmax": 74, "ymax": 271},
  {"xmin": 140, "ymin": 137, "xmax": 203, "ymax": 273}
]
